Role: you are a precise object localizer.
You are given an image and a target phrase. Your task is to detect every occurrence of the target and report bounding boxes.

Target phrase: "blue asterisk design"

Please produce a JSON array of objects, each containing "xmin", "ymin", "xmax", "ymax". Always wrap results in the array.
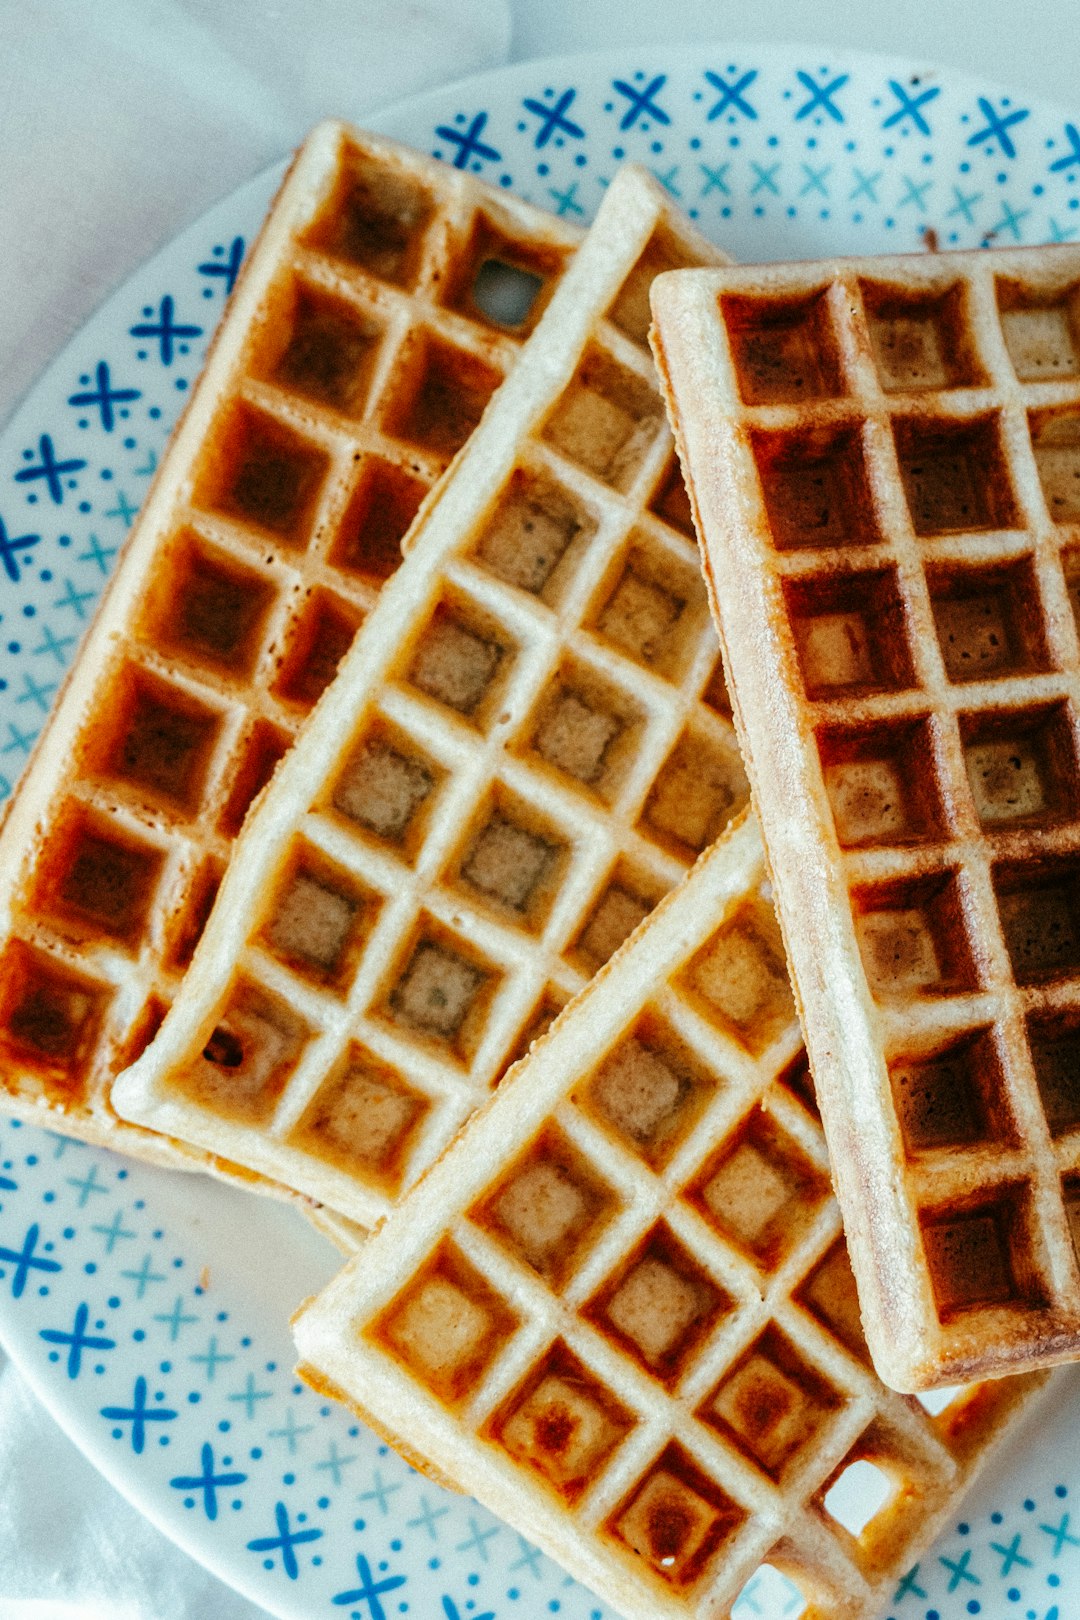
[
  {"xmin": 434, "ymin": 112, "xmax": 500, "ymax": 171},
  {"xmin": 39, "ymin": 1301, "xmax": 115, "ymax": 1378},
  {"xmin": 100, "ymin": 1375, "xmax": 178, "ymax": 1453},
  {"xmin": 892, "ymin": 1563, "xmax": 926, "ymax": 1601},
  {"xmin": 129, "ymin": 295, "xmax": 203, "ymax": 364},
  {"xmin": 938, "ymin": 1547, "xmax": 980, "ymax": 1591},
  {"xmin": 522, "ymin": 88, "xmax": 583, "ymax": 149},
  {"xmin": 67, "ymin": 361, "xmax": 140, "ymax": 432},
  {"xmin": 611, "ymin": 73, "xmax": 670, "ymax": 130},
  {"xmin": 966, "ymin": 95, "xmax": 1030, "ymax": 158},
  {"xmin": 794, "ymin": 69, "xmax": 848, "ymax": 123},
  {"xmin": 15, "ymin": 435, "xmax": 86, "ymax": 506},
  {"xmin": 247, "ymin": 1500, "xmax": 322, "ymax": 1580},
  {"xmin": 0, "ymin": 1222, "xmax": 62, "ymax": 1298},
  {"xmin": 169, "ymin": 1441, "xmax": 247, "ymax": 1520},
  {"xmin": 704, "ymin": 68, "xmax": 758, "ymax": 122},
  {"xmin": 882, "ymin": 78, "xmax": 941, "ymax": 136},
  {"xmin": 0, "ymin": 514, "xmax": 39, "ymax": 582},
  {"xmin": 198, "ymin": 235, "xmax": 245, "ymax": 294},
  {"xmin": 1051, "ymin": 123, "xmax": 1080, "ymax": 172},
  {"xmin": 332, "ymin": 1552, "xmax": 406, "ymax": 1617},
  {"xmin": 442, "ymin": 1597, "xmax": 494, "ymax": 1620}
]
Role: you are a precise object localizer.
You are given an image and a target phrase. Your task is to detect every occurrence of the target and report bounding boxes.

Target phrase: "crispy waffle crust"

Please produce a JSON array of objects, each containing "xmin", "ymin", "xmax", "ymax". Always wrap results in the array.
[
  {"xmin": 650, "ymin": 247, "xmax": 1080, "ymax": 1389},
  {"xmin": 0, "ymin": 121, "xmax": 581, "ymax": 1178},
  {"xmin": 112, "ymin": 167, "xmax": 745, "ymax": 1226},
  {"xmin": 292, "ymin": 811, "xmax": 1051, "ymax": 1620}
]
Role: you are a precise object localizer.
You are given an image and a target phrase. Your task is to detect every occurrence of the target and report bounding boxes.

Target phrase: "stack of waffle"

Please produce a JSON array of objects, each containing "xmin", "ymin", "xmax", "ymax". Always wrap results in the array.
[{"xmin": 3, "ymin": 116, "xmax": 1077, "ymax": 1620}]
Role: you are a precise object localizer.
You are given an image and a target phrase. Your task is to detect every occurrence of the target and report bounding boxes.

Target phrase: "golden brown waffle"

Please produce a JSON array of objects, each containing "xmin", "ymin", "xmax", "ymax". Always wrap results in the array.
[
  {"xmin": 651, "ymin": 245, "xmax": 1080, "ymax": 1390},
  {"xmin": 112, "ymin": 166, "xmax": 745, "ymax": 1226},
  {"xmin": 293, "ymin": 811, "xmax": 1050, "ymax": 1620},
  {"xmin": 0, "ymin": 120, "xmax": 580, "ymax": 1174}
]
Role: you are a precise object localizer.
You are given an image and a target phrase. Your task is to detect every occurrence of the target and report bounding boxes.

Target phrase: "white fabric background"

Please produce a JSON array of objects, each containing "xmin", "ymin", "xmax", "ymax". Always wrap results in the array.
[{"xmin": 1, "ymin": 0, "xmax": 1079, "ymax": 1613}]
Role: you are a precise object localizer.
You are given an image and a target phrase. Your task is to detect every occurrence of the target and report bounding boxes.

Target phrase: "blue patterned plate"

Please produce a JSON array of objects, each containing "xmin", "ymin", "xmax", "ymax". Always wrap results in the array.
[{"xmin": 2, "ymin": 42, "xmax": 1080, "ymax": 1620}]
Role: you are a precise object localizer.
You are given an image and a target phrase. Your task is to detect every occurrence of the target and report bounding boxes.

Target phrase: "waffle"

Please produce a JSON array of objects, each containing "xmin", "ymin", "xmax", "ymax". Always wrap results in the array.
[
  {"xmin": 650, "ymin": 245, "xmax": 1080, "ymax": 1390},
  {"xmin": 0, "ymin": 120, "xmax": 580, "ymax": 1177},
  {"xmin": 293, "ymin": 810, "xmax": 1050, "ymax": 1620},
  {"xmin": 112, "ymin": 166, "xmax": 745, "ymax": 1228}
]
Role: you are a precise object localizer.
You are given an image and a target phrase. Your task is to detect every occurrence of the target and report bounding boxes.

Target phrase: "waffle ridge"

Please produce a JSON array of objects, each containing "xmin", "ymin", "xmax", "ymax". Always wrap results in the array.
[
  {"xmin": 651, "ymin": 246, "xmax": 1080, "ymax": 1388},
  {"xmin": 0, "ymin": 121, "xmax": 581, "ymax": 1176},
  {"xmin": 292, "ymin": 811, "xmax": 1051, "ymax": 1620},
  {"xmin": 111, "ymin": 166, "xmax": 745, "ymax": 1225}
]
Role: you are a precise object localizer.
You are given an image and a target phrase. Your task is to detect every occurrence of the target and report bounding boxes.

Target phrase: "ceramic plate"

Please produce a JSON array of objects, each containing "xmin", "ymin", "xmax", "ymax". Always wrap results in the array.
[{"xmin": 2, "ymin": 42, "xmax": 1080, "ymax": 1620}]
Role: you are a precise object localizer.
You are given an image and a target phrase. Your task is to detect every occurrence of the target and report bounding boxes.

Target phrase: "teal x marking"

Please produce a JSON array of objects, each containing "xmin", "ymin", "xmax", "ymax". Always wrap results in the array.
[
  {"xmin": 699, "ymin": 162, "xmax": 730, "ymax": 196},
  {"xmin": 939, "ymin": 1549, "xmax": 980, "ymax": 1591},
  {"xmin": 799, "ymin": 162, "xmax": 831, "ymax": 197},
  {"xmin": 898, "ymin": 175, "xmax": 933, "ymax": 211},
  {"xmin": 948, "ymin": 185, "xmax": 983, "ymax": 223},
  {"xmin": 990, "ymin": 1533, "xmax": 1032, "ymax": 1575},
  {"xmin": 849, "ymin": 167, "xmax": 883, "ymax": 202},
  {"xmin": 1040, "ymin": 1512, "xmax": 1080, "ymax": 1556},
  {"xmin": 892, "ymin": 1564, "xmax": 926, "ymax": 1602},
  {"xmin": 548, "ymin": 181, "xmax": 583, "ymax": 217},
  {"xmin": 750, "ymin": 161, "xmax": 781, "ymax": 195}
]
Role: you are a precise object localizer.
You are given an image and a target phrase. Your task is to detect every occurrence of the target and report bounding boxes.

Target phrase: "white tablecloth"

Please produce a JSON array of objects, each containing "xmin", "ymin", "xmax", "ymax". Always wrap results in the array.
[{"xmin": 2, "ymin": 0, "xmax": 1079, "ymax": 1613}]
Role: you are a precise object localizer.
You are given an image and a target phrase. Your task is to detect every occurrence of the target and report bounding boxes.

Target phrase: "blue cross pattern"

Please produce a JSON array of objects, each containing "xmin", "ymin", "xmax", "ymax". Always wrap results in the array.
[
  {"xmin": 882, "ymin": 78, "xmax": 941, "ymax": 136},
  {"xmin": 434, "ymin": 112, "xmax": 500, "ymax": 171},
  {"xmin": 938, "ymin": 1547, "xmax": 980, "ymax": 1591},
  {"xmin": 521, "ymin": 88, "xmax": 584, "ymax": 149},
  {"xmin": 1040, "ymin": 1511, "xmax": 1080, "ymax": 1555},
  {"xmin": 1051, "ymin": 123, "xmax": 1080, "ymax": 172},
  {"xmin": 40, "ymin": 1301, "xmax": 115, "ymax": 1378},
  {"xmin": 198, "ymin": 236, "xmax": 246, "ymax": 295},
  {"xmin": 332, "ymin": 1552, "xmax": 406, "ymax": 1617},
  {"xmin": 15, "ymin": 434, "xmax": 86, "ymax": 506},
  {"xmin": 967, "ymin": 95, "xmax": 1030, "ymax": 158},
  {"xmin": 227, "ymin": 1370, "xmax": 273, "ymax": 1418},
  {"xmin": 794, "ymin": 70, "xmax": 849, "ymax": 123},
  {"xmin": 704, "ymin": 68, "xmax": 758, "ymax": 122},
  {"xmin": 100, "ymin": 1374, "xmax": 177, "ymax": 1453},
  {"xmin": 169, "ymin": 1441, "xmax": 246, "ymax": 1520},
  {"xmin": 247, "ymin": 1500, "xmax": 323, "ymax": 1580},
  {"xmin": 892, "ymin": 1563, "xmax": 926, "ymax": 1602},
  {"xmin": 0, "ymin": 1222, "xmax": 62, "ymax": 1298},
  {"xmin": 129, "ymin": 294, "xmax": 203, "ymax": 365},
  {"xmin": 33, "ymin": 623, "xmax": 76, "ymax": 667},
  {"xmin": 16, "ymin": 671, "xmax": 55, "ymax": 714},
  {"xmin": 153, "ymin": 1294, "xmax": 199, "ymax": 1341},
  {"xmin": 67, "ymin": 361, "xmax": 140, "ymax": 432},
  {"xmin": 611, "ymin": 73, "xmax": 670, "ymax": 131},
  {"xmin": 189, "ymin": 1333, "xmax": 235, "ymax": 1381},
  {"xmin": 990, "ymin": 1532, "xmax": 1032, "ymax": 1575},
  {"xmin": 0, "ymin": 514, "xmax": 39, "ymax": 582}
]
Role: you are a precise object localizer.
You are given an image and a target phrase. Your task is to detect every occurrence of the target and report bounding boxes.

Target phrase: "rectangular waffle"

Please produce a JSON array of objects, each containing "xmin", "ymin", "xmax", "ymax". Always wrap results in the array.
[
  {"xmin": 293, "ymin": 810, "xmax": 1050, "ymax": 1620},
  {"xmin": 111, "ymin": 166, "xmax": 745, "ymax": 1225},
  {"xmin": 651, "ymin": 246, "xmax": 1080, "ymax": 1389},
  {"xmin": 0, "ymin": 120, "xmax": 580, "ymax": 1175}
]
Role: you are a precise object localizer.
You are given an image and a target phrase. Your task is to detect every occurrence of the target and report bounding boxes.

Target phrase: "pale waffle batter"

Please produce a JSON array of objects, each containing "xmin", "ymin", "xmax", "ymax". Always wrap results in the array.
[
  {"xmin": 0, "ymin": 120, "xmax": 580, "ymax": 1180},
  {"xmin": 112, "ymin": 167, "xmax": 744, "ymax": 1227},
  {"xmin": 293, "ymin": 812, "xmax": 1050, "ymax": 1620},
  {"xmin": 652, "ymin": 246, "xmax": 1080, "ymax": 1388}
]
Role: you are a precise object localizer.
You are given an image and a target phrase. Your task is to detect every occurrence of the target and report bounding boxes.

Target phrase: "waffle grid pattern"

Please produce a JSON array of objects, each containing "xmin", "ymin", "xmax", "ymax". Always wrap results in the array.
[
  {"xmin": 0, "ymin": 122, "xmax": 580, "ymax": 1165},
  {"xmin": 651, "ymin": 246, "xmax": 1080, "ymax": 1386},
  {"xmin": 294, "ymin": 816, "xmax": 1048, "ymax": 1620},
  {"xmin": 113, "ymin": 169, "xmax": 746, "ymax": 1225}
]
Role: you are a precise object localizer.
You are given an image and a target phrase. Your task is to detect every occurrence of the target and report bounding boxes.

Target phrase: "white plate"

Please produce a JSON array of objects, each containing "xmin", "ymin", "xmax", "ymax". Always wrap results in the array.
[{"xmin": 2, "ymin": 41, "xmax": 1080, "ymax": 1620}]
